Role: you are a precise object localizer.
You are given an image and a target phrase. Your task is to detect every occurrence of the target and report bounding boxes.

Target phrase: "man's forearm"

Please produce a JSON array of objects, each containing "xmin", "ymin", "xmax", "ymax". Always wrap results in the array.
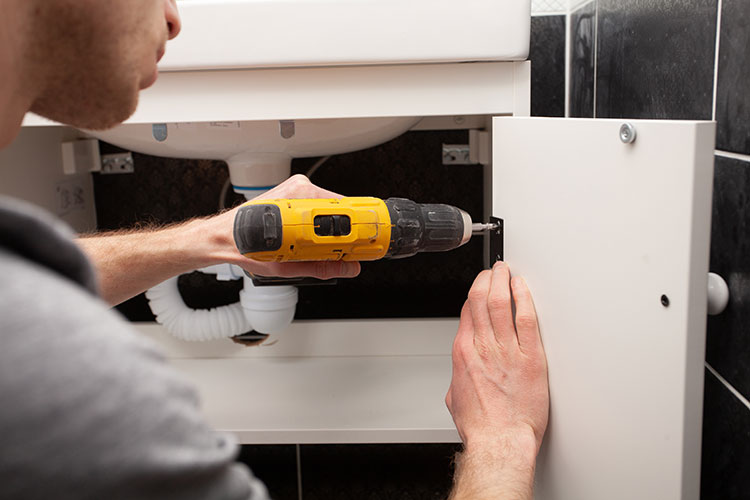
[
  {"xmin": 449, "ymin": 437, "xmax": 537, "ymax": 500},
  {"xmin": 77, "ymin": 211, "xmax": 240, "ymax": 306}
]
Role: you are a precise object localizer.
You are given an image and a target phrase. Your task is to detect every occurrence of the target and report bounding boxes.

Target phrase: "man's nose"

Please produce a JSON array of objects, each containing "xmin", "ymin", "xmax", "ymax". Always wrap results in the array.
[{"xmin": 165, "ymin": 0, "xmax": 181, "ymax": 39}]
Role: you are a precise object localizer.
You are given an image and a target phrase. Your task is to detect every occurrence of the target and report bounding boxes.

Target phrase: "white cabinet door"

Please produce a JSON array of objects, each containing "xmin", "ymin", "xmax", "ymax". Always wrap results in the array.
[{"xmin": 493, "ymin": 118, "xmax": 715, "ymax": 500}]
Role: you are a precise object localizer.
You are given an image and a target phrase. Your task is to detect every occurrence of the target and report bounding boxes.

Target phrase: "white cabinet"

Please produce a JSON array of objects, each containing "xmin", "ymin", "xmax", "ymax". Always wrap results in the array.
[
  {"xmin": 137, "ymin": 116, "xmax": 714, "ymax": 500},
  {"xmin": 494, "ymin": 117, "xmax": 714, "ymax": 500}
]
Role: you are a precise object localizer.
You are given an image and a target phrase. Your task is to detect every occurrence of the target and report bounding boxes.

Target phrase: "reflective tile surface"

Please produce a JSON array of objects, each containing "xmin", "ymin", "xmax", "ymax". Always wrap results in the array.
[
  {"xmin": 706, "ymin": 155, "xmax": 750, "ymax": 401},
  {"xmin": 715, "ymin": 0, "xmax": 750, "ymax": 155},
  {"xmin": 596, "ymin": 0, "xmax": 718, "ymax": 119},
  {"xmin": 569, "ymin": 1, "xmax": 596, "ymax": 117},
  {"xmin": 530, "ymin": 15, "xmax": 566, "ymax": 117},
  {"xmin": 701, "ymin": 368, "xmax": 750, "ymax": 500}
]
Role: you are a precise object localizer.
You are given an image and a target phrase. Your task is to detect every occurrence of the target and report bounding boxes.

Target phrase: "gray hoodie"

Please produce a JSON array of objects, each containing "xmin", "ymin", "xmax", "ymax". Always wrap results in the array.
[{"xmin": 0, "ymin": 196, "xmax": 268, "ymax": 500}]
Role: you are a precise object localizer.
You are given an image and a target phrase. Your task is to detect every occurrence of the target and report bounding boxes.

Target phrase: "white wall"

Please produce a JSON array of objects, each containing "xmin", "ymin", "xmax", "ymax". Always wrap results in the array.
[{"xmin": 0, "ymin": 127, "xmax": 97, "ymax": 233}]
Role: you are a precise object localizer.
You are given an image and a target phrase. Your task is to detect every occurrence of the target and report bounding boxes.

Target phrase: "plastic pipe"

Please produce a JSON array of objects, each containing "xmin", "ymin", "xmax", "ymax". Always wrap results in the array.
[
  {"xmin": 239, "ymin": 276, "xmax": 298, "ymax": 334},
  {"xmin": 145, "ymin": 276, "xmax": 251, "ymax": 341}
]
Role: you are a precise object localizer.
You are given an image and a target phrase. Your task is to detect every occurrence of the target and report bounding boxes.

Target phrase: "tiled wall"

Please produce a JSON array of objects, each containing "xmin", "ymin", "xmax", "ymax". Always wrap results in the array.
[{"xmin": 564, "ymin": 0, "xmax": 750, "ymax": 497}]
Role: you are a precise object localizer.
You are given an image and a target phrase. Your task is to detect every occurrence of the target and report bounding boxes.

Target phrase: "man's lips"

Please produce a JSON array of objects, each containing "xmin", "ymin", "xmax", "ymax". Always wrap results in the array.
[{"xmin": 157, "ymin": 47, "xmax": 166, "ymax": 63}]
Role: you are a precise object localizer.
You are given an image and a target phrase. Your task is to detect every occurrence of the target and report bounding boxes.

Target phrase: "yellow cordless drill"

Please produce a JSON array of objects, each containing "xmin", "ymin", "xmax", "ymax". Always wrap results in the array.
[{"xmin": 233, "ymin": 197, "xmax": 495, "ymax": 266}]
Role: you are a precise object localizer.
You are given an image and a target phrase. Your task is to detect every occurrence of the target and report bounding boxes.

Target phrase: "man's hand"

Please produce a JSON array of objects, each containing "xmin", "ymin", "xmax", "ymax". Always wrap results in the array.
[
  {"xmin": 446, "ymin": 261, "xmax": 548, "ymax": 500},
  {"xmin": 206, "ymin": 174, "xmax": 362, "ymax": 281},
  {"xmin": 77, "ymin": 175, "xmax": 360, "ymax": 305}
]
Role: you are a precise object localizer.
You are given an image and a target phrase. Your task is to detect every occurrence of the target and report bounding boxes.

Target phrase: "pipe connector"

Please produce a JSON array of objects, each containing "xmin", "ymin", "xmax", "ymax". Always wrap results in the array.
[{"xmin": 239, "ymin": 277, "xmax": 298, "ymax": 335}]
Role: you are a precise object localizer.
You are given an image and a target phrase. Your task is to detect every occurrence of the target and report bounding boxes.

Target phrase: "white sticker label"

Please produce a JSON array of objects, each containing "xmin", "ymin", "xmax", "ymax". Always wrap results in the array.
[
  {"xmin": 209, "ymin": 121, "xmax": 241, "ymax": 128},
  {"xmin": 56, "ymin": 180, "xmax": 86, "ymax": 215}
]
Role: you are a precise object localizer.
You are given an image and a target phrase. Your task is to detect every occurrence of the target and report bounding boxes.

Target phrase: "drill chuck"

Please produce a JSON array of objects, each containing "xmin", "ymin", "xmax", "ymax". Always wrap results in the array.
[{"xmin": 384, "ymin": 198, "xmax": 472, "ymax": 259}]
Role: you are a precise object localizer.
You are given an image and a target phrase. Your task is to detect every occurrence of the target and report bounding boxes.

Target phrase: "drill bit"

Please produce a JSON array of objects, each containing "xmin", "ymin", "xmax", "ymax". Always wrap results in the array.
[{"xmin": 472, "ymin": 222, "xmax": 499, "ymax": 233}]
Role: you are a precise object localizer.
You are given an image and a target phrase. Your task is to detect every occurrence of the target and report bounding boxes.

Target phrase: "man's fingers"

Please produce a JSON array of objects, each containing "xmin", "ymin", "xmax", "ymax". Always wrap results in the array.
[
  {"xmin": 449, "ymin": 303, "xmax": 471, "ymax": 413},
  {"xmin": 487, "ymin": 261, "xmax": 518, "ymax": 349},
  {"xmin": 511, "ymin": 276, "xmax": 542, "ymax": 354},
  {"xmin": 453, "ymin": 301, "xmax": 476, "ymax": 366},
  {"xmin": 466, "ymin": 270, "xmax": 496, "ymax": 353},
  {"xmin": 252, "ymin": 260, "xmax": 361, "ymax": 280}
]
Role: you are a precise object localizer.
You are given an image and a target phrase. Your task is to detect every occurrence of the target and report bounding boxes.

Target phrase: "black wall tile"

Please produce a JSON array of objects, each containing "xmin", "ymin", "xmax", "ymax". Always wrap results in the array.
[
  {"xmin": 706, "ymin": 155, "xmax": 750, "ymax": 401},
  {"xmin": 530, "ymin": 15, "xmax": 566, "ymax": 117},
  {"xmin": 570, "ymin": 2, "xmax": 596, "ymax": 118},
  {"xmin": 701, "ymin": 369, "xmax": 750, "ymax": 499},
  {"xmin": 94, "ymin": 131, "xmax": 485, "ymax": 322},
  {"xmin": 715, "ymin": 0, "xmax": 750, "ymax": 155},
  {"xmin": 238, "ymin": 445, "xmax": 298, "ymax": 500},
  {"xmin": 94, "ymin": 147, "xmax": 231, "ymax": 229},
  {"xmin": 596, "ymin": 0, "xmax": 718, "ymax": 119},
  {"xmin": 300, "ymin": 444, "xmax": 461, "ymax": 500}
]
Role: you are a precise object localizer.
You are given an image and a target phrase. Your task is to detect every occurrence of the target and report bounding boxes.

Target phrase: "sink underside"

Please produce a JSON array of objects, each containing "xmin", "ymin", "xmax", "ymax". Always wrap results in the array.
[
  {"xmin": 89, "ymin": 117, "xmax": 422, "ymax": 163},
  {"xmin": 163, "ymin": 0, "xmax": 530, "ymax": 71}
]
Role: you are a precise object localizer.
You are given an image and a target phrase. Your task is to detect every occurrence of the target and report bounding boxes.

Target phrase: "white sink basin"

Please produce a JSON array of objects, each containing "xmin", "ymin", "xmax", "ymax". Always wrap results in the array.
[
  {"xmin": 164, "ymin": 0, "xmax": 530, "ymax": 70},
  {"xmin": 92, "ymin": 118, "xmax": 420, "ymax": 161},
  {"xmin": 90, "ymin": 117, "xmax": 421, "ymax": 191}
]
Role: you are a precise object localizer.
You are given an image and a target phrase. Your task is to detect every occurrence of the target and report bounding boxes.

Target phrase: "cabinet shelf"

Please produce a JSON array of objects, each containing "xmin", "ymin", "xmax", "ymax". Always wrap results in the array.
[{"xmin": 136, "ymin": 320, "xmax": 461, "ymax": 444}]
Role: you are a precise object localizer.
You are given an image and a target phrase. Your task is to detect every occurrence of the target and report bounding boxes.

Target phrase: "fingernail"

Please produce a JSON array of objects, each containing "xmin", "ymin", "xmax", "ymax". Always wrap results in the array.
[
  {"xmin": 493, "ymin": 261, "xmax": 505, "ymax": 270},
  {"xmin": 511, "ymin": 276, "xmax": 526, "ymax": 288}
]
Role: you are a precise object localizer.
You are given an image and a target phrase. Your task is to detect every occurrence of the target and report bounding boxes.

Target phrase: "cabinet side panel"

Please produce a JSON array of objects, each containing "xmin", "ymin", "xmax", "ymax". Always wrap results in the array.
[{"xmin": 492, "ymin": 117, "xmax": 713, "ymax": 500}]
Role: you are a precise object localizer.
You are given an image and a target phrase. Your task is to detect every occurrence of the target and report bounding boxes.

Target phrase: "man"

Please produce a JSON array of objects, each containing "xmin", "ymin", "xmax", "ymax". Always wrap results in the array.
[{"xmin": 0, "ymin": 1, "xmax": 549, "ymax": 498}]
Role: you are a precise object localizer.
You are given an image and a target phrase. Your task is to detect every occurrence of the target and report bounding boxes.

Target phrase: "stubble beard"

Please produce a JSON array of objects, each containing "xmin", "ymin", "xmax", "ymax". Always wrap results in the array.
[
  {"xmin": 27, "ymin": 1, "xmax": 143, "ymax": 130},
  {"xmin": 30, "ymin": 66, "xmax": 140, "ymax": 131}
]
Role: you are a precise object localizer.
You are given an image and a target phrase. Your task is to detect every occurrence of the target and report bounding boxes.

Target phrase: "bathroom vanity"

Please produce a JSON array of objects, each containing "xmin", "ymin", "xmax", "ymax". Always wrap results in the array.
[{"xmin": 10, "ymin": 1, "xmax": 715, "ymax": 499}]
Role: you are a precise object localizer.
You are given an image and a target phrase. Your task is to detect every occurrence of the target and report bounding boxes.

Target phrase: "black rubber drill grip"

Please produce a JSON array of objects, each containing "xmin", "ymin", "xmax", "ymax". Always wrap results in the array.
[{"xmin": 234, "ymin": 204, "xmax": 283, "ymax": 254}]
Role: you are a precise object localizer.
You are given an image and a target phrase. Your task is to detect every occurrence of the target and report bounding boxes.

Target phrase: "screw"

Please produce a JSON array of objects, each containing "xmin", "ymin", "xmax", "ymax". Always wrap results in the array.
[
  {"xmin": 661, "ymin": 294, "xmax": 670, "ymax": 307},
  {"xmin": 620, "ymin": 123, "xmax": 637, "ymax": 144}
]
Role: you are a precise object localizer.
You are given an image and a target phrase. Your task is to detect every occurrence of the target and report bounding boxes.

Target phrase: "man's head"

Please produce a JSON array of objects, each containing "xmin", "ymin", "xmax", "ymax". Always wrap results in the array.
[{"xmin": 26, "ymin": 0, "xmax": 181, "ymax": 131}]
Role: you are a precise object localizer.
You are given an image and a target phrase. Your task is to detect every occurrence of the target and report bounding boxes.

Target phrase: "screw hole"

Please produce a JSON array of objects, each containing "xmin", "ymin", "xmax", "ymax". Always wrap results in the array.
[{"xmin": 661, "ymin": 295, "xmax": 670, "ymax": 307}]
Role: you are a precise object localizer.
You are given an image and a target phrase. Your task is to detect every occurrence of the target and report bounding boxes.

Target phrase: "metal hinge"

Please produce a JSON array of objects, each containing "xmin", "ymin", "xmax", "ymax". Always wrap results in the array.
[
  {"xmin": 101, "ymin": 152, "xmax": 135, "ymax": 174},
  {"xmin": 441, "ymin": 129, "xmax": 491, "ymax": 166},
  {"xmin": 442, "ymin": 144, "xmax": 472, "ymax": 165},
  {"xmin": 489, "ymin": 217, "xmax": 504, "ymax": 264}
]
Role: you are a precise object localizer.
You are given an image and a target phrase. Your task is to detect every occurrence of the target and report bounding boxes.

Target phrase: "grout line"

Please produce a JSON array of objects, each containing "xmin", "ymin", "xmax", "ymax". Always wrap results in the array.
[
  {"xmin": 712, "ymin": 0, "xmax": 723, "ymax": 122},
  {"xmin": 706, "ymin": 362, "xmax": 750, "ymax": 411},
  {"xmin": 565, "ymin": 6, "xmax": 571, "ymax": 117},
  {"xmin": 568, "ymin": 0, "xmax": 595, "ymax": 11},
  {"xmin": 296, "ymin": 444, "xmax": 303, "ymax": 500},
  {"xmin": 531, "ymin": 11, "xmax": 568, "ymax": 17},
  {"xmin": 592, "ymin": 0, "xmax": 598, "ymax": 118},
  {"xmin": 715, "ymin": 150, "xmax": 750, "ymax": 163}
]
